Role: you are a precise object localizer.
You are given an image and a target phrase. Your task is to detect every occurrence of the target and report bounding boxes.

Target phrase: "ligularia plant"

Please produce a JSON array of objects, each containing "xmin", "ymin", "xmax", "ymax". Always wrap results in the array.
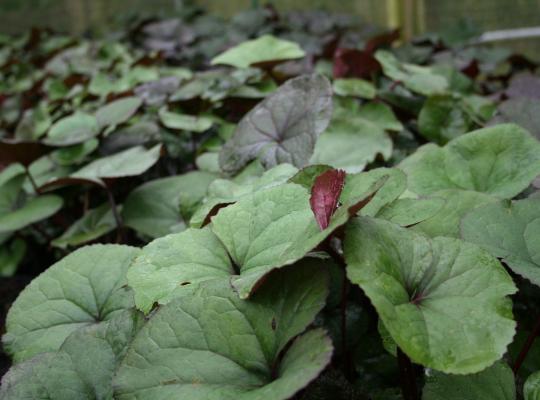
[{"xmin": 2, "ymin": 20, "xmax": 540, "ymax": 399}]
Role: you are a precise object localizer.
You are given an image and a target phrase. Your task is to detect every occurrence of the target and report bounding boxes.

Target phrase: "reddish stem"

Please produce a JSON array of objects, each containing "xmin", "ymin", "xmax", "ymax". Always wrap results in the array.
[{"xmin": 513, "ymin": 314, "xmax": 540, "ymax": 374}]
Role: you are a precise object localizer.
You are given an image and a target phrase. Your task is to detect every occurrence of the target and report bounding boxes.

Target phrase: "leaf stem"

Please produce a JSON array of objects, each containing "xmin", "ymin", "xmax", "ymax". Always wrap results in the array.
[
  {"xmin": 105, "ymin": 185, "xmax": 123, "ymax": 243},
  {"xmin": 513, "ymin": 313, "xmax": 540, "ymax": 374},
  {"xmin": 397, "ymin": 348, "xmax": 418, "ymax": 400},
  {"xmin": 25, "ymin": 167, "xmax": 41, "ymax": 194}
]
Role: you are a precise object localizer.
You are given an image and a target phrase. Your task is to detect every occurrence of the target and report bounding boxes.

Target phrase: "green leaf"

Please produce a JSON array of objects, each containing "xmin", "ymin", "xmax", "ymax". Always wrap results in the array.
[
  {"xmin": 114, "ymin": 264, "xmax": 331, "ymax": 400},
  {"xmin": 0, "ymin": 309, "xmax": 144, "ymax": 400},
  {"xmin": 344, "ymin": 217, "xmax": 516, "ymax": 374},
  {"xmin": 399, "ymin": 124, "xmax": 540, "ymax": 198},
  {"xmin": 333, "ymin": 78, "xmax": 376, "ymax": 99},
  {"xmin": 310, "ymin": 116, "xmax": 392, "ymax": 173},
  {"xmin": 461, "ymin": 197, "xmax": 540, "ymax": 287},
  {"xmin": 127, "ymin": 227, "xmax": 234, "ymax": 314},
  {"xmin": 356, "ymin": 102, "xmax": 403, "ymax": 132},
  {"xmin": 219, "ymin": 74, "xmax": 333, "ymax": 174},
  {"xmin": 0, "ymin": 239, "xmax": 26, "ymax": 278},
  {"xmin": 525, "ymin": 371, "xmax": 540, "ymax": 400},
  {"xmin": 418, "ymin": 95, "xmax": 472, "ymax": 144},
  {"xmin": 212, "ymin": 179, "xmax": 384, "ymax": 299},
  {"xmin": 2, "ymin": 244, "xmax": 139, "ymax": 362},
  {"xmin": 340, "ymin": 168, "xmax": 407, "ymax": 217},
  {"xmin": 71, "ymin": 145, "xmax": 161, "ymax": 183},
  {"xmin": 423, "ymin": 362, "xmax": 515, "ymax": 400},
  {"xmin": 123, "ymin": 171, "xmax": 217, "ymax": 238},
  {"xmin": 211, "ymin": 34, "xmax": 305, "ymax": 69},
  {"xmin": 159, "ymin": 109, "xmax": 214, "ymax": 133},
  {"xmin": 412, "ymin": 189, "xmax": 497, "ymax": 238},
  {"xmin": 375, "ymin": 50, "xmax": 448, "ymax": 96},
  {"xmin": 96, "ymin": 96, "xmax": 142, "ymax": 128},
  {"xmin": 44, "ymin": 112, "xmax": 100, "ymax": 147},
  {"xmin": 50, "ymin": 139, "xmax": 99, "ymax": 166},
  {"xmin": 376, "ymin": 197, "xmax": 445, "ymax": 227},
  {"xmin": 190, "ymin": 164, "xmax": 298, "ymax": 228},
  {"xmin": 52, "ymin": 203, "xmax": 119, "ymax": 249},
  {"xmin": 0, "ymin": 194, "xmax": 63, "ymax": 233},
  {"xmin": 288, "ymin": 165, "xmax": 334, "ymax": 189}
]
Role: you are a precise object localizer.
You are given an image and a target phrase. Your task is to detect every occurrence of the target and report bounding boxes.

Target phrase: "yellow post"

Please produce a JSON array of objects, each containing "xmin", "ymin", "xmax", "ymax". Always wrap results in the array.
[{"xmin": 385, "ymin": 0, "xmax": 401, "ymax": 29}]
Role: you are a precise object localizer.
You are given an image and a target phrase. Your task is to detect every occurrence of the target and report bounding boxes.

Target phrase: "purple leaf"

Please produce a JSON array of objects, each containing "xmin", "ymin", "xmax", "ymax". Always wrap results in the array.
[{"xmin": 309, "ymin": 169, "xmax": 346, "ymax": 230}]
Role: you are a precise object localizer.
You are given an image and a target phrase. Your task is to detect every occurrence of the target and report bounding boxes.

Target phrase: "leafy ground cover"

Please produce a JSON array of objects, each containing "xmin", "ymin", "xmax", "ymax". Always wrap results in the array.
[{"xmin": 1, "ymin": 3, "xmax": 540, "ymax": 399}]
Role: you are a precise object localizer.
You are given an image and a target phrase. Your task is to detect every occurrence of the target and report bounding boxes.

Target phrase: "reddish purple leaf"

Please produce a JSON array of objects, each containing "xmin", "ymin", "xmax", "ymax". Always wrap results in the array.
[
  {"xmin": 332, "ymin": 48, "xmax": 381, "ymax": 79},
  {"xmin": 310, "ymin": 169, "xmax": 346, "ymax": 230}
]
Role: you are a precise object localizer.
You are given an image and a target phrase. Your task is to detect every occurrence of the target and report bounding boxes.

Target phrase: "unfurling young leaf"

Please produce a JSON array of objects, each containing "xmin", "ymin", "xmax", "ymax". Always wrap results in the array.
[{"xmin": 310, "ymin": 169, "xmax": 346, "ymax": 230}]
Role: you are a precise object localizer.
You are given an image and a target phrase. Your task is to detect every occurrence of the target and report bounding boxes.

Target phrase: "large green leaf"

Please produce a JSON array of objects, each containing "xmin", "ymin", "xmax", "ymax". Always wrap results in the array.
[
  {"xmin": 44, "ymin": 112, "xmax": 100, "ymax": 147},
  {"xmin": 123, "ymin": 171, "xmax": 217, "ymax": 238},
  {"xmin": 190, "ymin": 164, "xmax": 298, "ymax": 228},
  {"xmin": 375, "ymin": 50, "xmax": 448, "ymax": 96},
  {"xmin": 114, "ymin": 264, "xmax": 331, "ymax": 399},
  {"xmin": 51, "ymin": 203, "xmax": 119, "ymax": 248},
  {"xmin": 2, "ymin": 244, "xmax": 139, "ymax": 362},
  {"xmin": 422, "ymin": 361, "xmax": 515, "ymax": 400},
  {"xmin": 399, "ymin": 124, "xmax": 540, "ymax": 198},
  {"xmin": 0, "ymin": 194, "xmax": 63, "ymax": 233},
  {"xmin": 310, "ymin": 116, "xmax": 392, "ymax": 173},
  {"xmin": 212, "ymin": 180, "xmax": 384, "ymax": 299},
  {"xmin": 0, "ymin": 310, "xmax": 144, "ymax": 400},
  {"xmin": 376, "ymin": 197, "xmax": 446, "ymax": 227},
  {"xmin": 412, "ymin": 189, "xmax": 497, "ymax": 238},
  {"xmin": 211, "ymin": 35, "xmax": 305, "ymax": 69},
  {"xmin": 71, "ymin": 145, "xmax": 161, "ymax": 183},
  {"xmin": 340, "ymin": 168, "xmax": 407, "ymax": 217},
  {"xmin": 127, "ymin": 227, "xmax": 234, "ymax": 313},
  {"xmin": 525, "ymin": 371, "xmax": 540, "ymax": 400},
  {"xmin": 96, "ymin": 96, "xmax": 142, "ymax": 128},
  {"xmin": 461, "ymin": 197, "xmax": 540, "ymax": 287},
  {"xmin": 344, "ymin": 217, "xmax": 516, "ymax": 374},
  {"xmin": 219, "ymin": 74, "xmax": 332, "ymax": 174}
]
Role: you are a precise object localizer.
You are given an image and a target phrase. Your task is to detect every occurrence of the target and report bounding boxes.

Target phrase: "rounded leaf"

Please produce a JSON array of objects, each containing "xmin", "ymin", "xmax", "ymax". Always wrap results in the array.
[
  {"xmin": 344, "ymin": 217, "xmax": 517, "ymax": 374},
  {"xmin": 2, "ymin": 244, "xmax": 140, "ymax": 362}
]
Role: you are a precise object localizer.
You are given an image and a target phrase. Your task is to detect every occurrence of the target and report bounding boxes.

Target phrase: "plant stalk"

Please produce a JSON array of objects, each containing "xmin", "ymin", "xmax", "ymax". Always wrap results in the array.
[
  {"xmin": 25, "ymin": 167, "xmax": 41, "ymax": 194},
  {"xmin": 105, "ymin": 185, "xmax": 124, "ymax": 243},
  {"xmin": 513, "ymin": 314, "xmax": 540, "ymax": 374},
  {"xmin": 397, "ymin": 348, "xmax": 418, "ymax": 400}
]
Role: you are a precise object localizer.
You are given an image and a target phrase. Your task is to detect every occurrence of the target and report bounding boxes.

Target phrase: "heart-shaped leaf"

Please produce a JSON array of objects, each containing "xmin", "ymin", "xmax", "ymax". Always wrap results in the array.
[
  {"xmin": 127, "ymin": 227, "xmax": 234, "ymax": 313},
  {"xmin": 399, "ymin": 124, "xmax": 540, "ymax": 198},
  {"xmin": 211, "ymin": 35, "xmax": 305, "ymax": 69},
  {"xmin": 344, "ymin": 217, "xmax": 516, "ymax": 374},
  {"xmin": 219, "ymin": 74, "xmax": 333, "ymax": 174},
  {"xmin": 212, "ymin": 179, "xmax": 385, "ymax": 299},
  {"xmin": 115, "ymin": 264, "xmax": 331, "ymax": 400},
  {"xmin": 0, "ymin": 309, "xmax": 144, "ymax": 400},
  {"xmin": 461, "ymin": 197, "xmax": 540, "ymax": 287},
  {"xmin": 2, "ymin": 244, "xmax": 139, "ymax": 362},
  {"xmin": 190, "ymin": 164, "xmax": 298, "ymax": 228}
]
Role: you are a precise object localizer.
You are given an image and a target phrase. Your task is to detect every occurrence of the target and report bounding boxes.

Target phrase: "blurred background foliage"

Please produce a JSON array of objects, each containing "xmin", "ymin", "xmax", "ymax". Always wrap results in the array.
[{"xmin": 0, "ymin": 0, "xmax": 539, "ymax": 60}]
